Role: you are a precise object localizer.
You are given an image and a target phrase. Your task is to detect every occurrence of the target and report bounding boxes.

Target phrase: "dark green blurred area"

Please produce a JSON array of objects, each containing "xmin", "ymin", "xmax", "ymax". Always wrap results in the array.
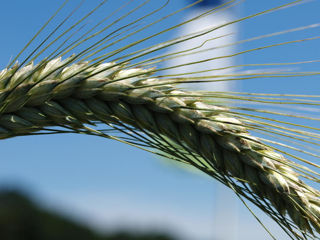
[{"xmin": 0, "ymin": 189, "xmax": 175, "ymax": 240}]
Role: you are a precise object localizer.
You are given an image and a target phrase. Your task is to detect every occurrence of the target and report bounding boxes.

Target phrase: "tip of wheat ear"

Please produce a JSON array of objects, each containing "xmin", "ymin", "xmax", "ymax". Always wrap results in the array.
[{"xmin": 0, "ymin": 57, "xmax": 319, "ymax": 235}]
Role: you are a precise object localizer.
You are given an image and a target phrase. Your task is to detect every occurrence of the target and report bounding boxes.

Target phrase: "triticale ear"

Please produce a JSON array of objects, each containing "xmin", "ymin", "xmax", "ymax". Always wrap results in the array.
[{"xmin": 1, "ymin": 1, "xmax": 320, "ymax": 239}]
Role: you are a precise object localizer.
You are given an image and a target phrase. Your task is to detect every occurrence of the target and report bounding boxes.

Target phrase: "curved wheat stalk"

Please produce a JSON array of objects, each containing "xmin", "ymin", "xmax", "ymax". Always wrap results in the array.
[{"xmin": 1, "ymin": 0, "xmax": 320, "ymax": 239}]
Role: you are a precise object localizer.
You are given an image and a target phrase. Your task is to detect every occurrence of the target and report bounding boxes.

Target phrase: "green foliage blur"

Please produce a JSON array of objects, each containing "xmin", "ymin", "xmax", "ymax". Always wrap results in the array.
[{"xmin": 0, "ymin": 190, "xmax": 175, "ymax": 240}]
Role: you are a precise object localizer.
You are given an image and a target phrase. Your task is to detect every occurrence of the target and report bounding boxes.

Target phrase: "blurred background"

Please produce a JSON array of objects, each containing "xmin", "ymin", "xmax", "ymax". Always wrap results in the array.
[{"xmin": 0, "ymin": 0, "xmax": 319, "ymax": 239}]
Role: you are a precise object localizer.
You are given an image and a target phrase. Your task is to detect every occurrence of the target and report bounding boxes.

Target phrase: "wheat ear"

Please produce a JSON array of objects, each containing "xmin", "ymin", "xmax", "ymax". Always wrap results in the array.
[
  {"xmin": 0, "ymin": 58, "xmax": 319, "ymax": 238},
  {"xmin": 3, "ymin": 0, "xmax": 320, "ymax": 239}
]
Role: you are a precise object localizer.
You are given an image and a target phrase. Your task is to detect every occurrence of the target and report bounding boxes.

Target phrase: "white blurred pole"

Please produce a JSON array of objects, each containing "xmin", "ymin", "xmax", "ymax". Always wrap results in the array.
[
  {"xmin": 165, "ymin": 1, "xmax": 239, "ymax": 239},
  {"xmin": 165, "ymin": 2, "xmax": 237, "ymax": 92}
]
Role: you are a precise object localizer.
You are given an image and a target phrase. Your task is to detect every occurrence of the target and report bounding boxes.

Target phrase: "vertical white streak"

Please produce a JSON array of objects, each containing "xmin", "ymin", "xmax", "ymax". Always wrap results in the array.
[
  {"xmin": 165, "ymin": 5, "xmax": 240, "ymax": 240},
  {"xmin": 165, "ymin": 8, "xmax": 237, "ymax": 92}
]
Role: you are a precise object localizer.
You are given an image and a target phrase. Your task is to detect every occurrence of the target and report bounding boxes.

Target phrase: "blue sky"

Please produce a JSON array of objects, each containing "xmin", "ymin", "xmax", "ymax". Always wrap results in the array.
[{"xmin": 0, "ymin": 1, "xmax": 319, "ymax": 239}]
